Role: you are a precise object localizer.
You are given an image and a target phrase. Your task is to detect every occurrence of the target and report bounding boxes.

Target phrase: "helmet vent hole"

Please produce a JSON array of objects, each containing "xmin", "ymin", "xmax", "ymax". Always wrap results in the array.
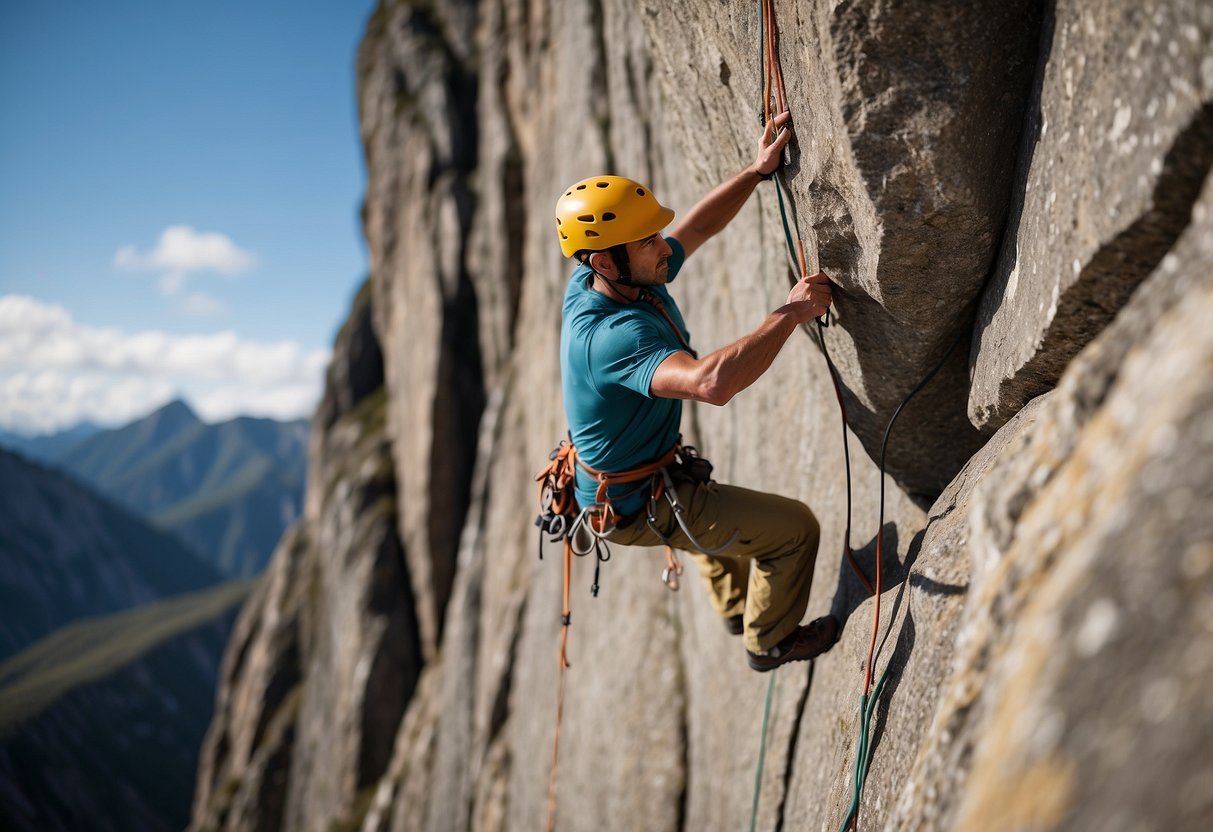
[
  {"xmin": 576, "ymin": 184, "xmax": 587, "ymax": 190},
  {"xmin": 585, "ymin": 230, "xmax": 599, "ymax": 238},
  {"xmin": 636, "ymin": 188, "xmax": 646, "ymax": 196},
  {"xmin": 602, "ymin": 212, "xmax": 616, "ymax": 221},
  {"xmin": 577, "ymin": 214, "xmax": 595, "ymax": 223},
  {"xmin": 596, "ymin": 181, "xmax": 609, "ymax": 188}
]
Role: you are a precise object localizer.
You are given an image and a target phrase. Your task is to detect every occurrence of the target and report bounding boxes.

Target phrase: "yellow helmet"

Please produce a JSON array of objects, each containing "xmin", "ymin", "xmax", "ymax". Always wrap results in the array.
[{"xmin": 555, "ymin": 175, "xmax": 675, "ymax": 258}]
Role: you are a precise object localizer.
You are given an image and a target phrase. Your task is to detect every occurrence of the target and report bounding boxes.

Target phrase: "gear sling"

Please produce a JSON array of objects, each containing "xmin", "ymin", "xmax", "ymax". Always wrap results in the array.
[{"xmin": 534, "ymin": 438, "xmax": 736, "ymax": 830}]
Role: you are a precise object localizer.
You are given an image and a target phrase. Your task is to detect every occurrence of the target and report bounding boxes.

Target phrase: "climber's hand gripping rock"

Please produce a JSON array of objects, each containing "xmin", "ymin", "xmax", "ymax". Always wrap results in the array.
[
  {"xmin": 783, "ymin": 270, "xmax": 833, "ymax": 323},
  {"xmin": 755, "ymin": 110, "xmax": 793, "ymax": 177}
]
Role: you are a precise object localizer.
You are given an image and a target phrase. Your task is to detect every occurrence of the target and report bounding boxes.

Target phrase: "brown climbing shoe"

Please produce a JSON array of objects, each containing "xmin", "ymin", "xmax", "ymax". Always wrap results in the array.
[
  {"xmin": 746, "ymin": 615, "xmax": 839, "ymax": 673},
  {"xmin": 724, "ymin": 614, "xmax": 744, "ymax": 636}
]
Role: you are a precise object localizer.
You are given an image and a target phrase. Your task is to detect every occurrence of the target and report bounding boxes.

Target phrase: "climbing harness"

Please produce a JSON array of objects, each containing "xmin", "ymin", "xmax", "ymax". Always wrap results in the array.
[
  {"xmin": 749, "ymin": 2, "xmax": 964, "ymax": 830},
  {"xmin": 535, "ymin": 439, "xmax": 734, "ymax": 831}
]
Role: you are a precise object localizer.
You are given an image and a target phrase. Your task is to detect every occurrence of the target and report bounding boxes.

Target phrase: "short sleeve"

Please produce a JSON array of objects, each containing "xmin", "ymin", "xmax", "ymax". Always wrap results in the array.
[{"xmin": 589, "ymin": 313, "xmax": 682, "ymax": 398}]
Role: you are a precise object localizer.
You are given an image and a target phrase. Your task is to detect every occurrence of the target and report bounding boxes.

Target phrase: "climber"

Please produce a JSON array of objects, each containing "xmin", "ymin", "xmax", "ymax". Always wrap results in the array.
[{"xmin": 553, "ymin": 111, "xmax": 840, "ymax": 672}]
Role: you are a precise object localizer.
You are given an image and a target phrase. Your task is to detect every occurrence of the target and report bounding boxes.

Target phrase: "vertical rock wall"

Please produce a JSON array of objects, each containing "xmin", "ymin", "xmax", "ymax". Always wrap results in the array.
[
  {"xmin": 970, "ymin": 0, "xmax": 1213, "ymax": 431},
  {"xmin": 191, "ymin": 284, "xmax": 422, "ymax": 832},
  {"xmin": 193, "ymin": 1, "xmax": 1212, "ymax": 830}
]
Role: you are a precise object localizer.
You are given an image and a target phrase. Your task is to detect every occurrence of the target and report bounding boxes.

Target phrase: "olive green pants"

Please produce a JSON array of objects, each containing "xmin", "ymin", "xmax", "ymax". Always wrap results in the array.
[{"xmin": 606, "ymin": 478, "xmax": 821, "ymax": 654}]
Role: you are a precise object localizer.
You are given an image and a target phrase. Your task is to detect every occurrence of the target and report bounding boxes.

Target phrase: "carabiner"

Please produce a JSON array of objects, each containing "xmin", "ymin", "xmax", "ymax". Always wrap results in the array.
[{"xmin": 661, "ymin": 566, "xmax": 680, "ymax": 591}]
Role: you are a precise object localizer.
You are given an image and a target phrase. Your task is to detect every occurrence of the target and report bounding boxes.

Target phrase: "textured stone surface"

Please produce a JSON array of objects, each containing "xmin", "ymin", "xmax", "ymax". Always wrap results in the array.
[
  {"xmin": 970, "ymin": 0, "xmax": 1213, "ymax": 432},
  {"xmin": 192, "ymin": 1, "xmax": 1213, "ymax": 830},
  {"xmin": 359, "ymin": 0, "xmax": 485, "ymax": 660},
  {"xmin": 896, "ymin": 170, "xmax": 1213, "ymax": 831},
  {"xmin": 191, "ymin": 283, "xmax": 421, "ymax": 832}
]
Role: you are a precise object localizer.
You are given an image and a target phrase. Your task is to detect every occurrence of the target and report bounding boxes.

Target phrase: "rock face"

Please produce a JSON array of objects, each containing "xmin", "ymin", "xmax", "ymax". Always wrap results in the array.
[
  {"xmin": 190, "ymin": 283, "xmax": 422, "ymax": 832},
  {"xmin": 969, "ymin": 0, "xmax": 1213, "ymax": 432},
  {"xmin": 192, "ymin": 1, "xmax": 1213, "ymax": 831}
]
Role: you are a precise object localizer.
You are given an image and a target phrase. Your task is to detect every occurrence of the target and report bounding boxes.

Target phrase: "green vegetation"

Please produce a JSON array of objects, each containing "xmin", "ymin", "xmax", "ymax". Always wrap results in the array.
[
  {"xmin": 0, "ymin": 579, "xmax": 253, "ymax": 735},
  {"xmin": 55, "ymin": 400, "xmax": 308, "ymax": 577},
  {"xmin": 0, "ymin": 449, "xmax": 226, "ymax": 660}
]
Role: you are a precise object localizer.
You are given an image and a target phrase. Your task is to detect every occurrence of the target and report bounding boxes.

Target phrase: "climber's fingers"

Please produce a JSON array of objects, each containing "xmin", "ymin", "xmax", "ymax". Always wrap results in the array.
[{"xmin": 757, "ymin": 110, "xmax": 793, "ymax": 174}]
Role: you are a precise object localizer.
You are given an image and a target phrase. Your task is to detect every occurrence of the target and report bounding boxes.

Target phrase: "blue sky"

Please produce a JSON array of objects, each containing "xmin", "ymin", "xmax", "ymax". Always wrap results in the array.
[{"xmin": 0, "ymin": 1, "xmax": 377, "ymax": 434}]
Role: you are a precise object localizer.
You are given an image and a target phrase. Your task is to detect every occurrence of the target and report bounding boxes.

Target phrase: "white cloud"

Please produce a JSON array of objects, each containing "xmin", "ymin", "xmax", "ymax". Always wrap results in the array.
[
  {"xmin": 181, "ymin": 292, "xmax": 229, "ymax": 317},
  {"xmin": 115, "ymin": 225, "xmax": 256, "ymax": 276},
  {"xmin": 115, "ymin": 225, "xmax": 256, "ymax": 304},
  {"xmin": 159, "ymin": 272, "xmax": 188, "ymax": 297},
  {"xmin": 0, "ymin": 371, "xmax": 178, "ymax": 435},
  {"xmin": 0, "ymin": 295, "xmax": 331, "ymax": 435}
]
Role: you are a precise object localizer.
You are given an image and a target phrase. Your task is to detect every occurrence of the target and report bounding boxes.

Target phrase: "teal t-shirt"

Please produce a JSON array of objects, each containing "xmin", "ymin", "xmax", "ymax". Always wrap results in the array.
[{"xmin": 560, "ymin": 236, "xmax": 691, "ymax": 516}]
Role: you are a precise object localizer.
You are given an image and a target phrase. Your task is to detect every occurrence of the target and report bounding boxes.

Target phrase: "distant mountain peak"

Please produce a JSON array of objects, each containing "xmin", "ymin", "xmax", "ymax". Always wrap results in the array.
[
  {"xmin": 138, "ymin": 398, "xmax": 202, "ymax": 440},
  {"xmin": 154, "ymin": 398, "xmax": 201, "ymax": 423}
]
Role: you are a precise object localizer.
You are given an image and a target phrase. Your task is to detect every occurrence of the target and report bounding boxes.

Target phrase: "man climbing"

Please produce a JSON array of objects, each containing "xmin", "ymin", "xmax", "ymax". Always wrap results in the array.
[{"xmin": 554, "ymin": 111, "xmax": 840, "ymax": 672}]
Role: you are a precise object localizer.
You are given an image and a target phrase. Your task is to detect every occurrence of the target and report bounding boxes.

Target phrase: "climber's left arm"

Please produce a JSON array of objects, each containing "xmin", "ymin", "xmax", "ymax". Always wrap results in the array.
[{"xmin": 668, "ymin": 110, "xmax": 792, "ymax": 258}]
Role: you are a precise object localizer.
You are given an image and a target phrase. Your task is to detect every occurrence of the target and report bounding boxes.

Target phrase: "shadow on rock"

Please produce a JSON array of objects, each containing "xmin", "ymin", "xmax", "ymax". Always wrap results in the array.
[{"xmin": 828, "ymin": 522, "xmax": 908, "ymax": 632}]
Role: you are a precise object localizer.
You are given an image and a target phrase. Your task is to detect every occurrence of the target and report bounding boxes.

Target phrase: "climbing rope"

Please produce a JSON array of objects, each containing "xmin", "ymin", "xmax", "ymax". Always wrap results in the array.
[
  {"xmin": 752, "ymin": 1, "xmax": 964, "ymax": 829},
  {"xmin": 546, "ymin": 536, "xmax": 572, "ymax": 832},
  {"xmin": 757, "ymin": 0, "xmax": 868, "ymax": 596},
  {"xmin": 750, "ymin": 2, "xmax": 866, "ymax": 828},
  {"xmin": 837, "ymin": 330, "xmax": 960, "ymax": 831},
  {"xmin": 749, "ymin": 670, "xmax": 778, "ymax": 832}
]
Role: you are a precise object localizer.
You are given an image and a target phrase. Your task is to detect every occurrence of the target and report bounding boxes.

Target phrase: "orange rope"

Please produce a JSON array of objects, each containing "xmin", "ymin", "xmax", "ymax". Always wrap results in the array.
[
  {"xmin": 762, "ymin": 0, "xmax": 809, "ymax": 283},
  {"xmin": 546, "ymin": 538, "xmax": 572, "ymax": 832},
  {"xmin": 540, "ymin": 443, "xmax": 680, "ymax": 830},
  {"xmin": 760, "ymin": 0, "xmax": 880, "ymax": 707},
  {"xmin": 762, "ymin": 0, "xmax": 774, "ymax": 124},
  {"xmin": 862, "ymin": 531, "xmax": 882, "ymax": 696}
]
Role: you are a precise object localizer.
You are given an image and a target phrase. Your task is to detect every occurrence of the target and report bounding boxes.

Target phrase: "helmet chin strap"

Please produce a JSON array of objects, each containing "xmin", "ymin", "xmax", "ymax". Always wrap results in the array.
[
  {"xmin": 586, "ymin": 245, "xmax": 637, "ymax": 287},
  {"xmin": 607, "ymin": 244, "xmax": 634, "ymax": 284}
]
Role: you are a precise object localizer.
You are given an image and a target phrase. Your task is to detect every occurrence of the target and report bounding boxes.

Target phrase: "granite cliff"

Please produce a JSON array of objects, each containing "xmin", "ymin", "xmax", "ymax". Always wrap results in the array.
[{"xmin": 193, "ymin": 1, "xmax": 1213, "ymax": 830}]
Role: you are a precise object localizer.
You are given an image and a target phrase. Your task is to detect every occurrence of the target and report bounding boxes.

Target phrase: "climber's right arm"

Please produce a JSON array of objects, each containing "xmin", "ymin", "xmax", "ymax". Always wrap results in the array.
[{"xmin": 649, "ymin": 271, "xmax": 831, "ymax": 405}]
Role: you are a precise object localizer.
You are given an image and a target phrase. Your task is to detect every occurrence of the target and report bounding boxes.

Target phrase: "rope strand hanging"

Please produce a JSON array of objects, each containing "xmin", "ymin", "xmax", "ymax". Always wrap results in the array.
[{"xmin": 750, "ymin": 2, "xmax": 964, "ymax": 829}]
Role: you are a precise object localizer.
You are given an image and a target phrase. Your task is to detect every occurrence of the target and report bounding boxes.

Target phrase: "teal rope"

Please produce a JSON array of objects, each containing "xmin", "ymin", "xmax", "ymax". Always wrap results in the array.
[
  {"xmin": 773, "ymin": 174, "xmax": 800, "ymax": 272},
  {"xmin": 749, "ymin": 670, "xmax": 778, "ymax": 832},
  {"xmin": 760, "ymin": 0, "xmax": 799, "ymax": 276},
  {"xmin": 749, "ymin": 18, "xmax": 790, "ymax": 832},
  {"xmin": 837, "ymin": 668, "xmax": 892, "ymax": 832}
]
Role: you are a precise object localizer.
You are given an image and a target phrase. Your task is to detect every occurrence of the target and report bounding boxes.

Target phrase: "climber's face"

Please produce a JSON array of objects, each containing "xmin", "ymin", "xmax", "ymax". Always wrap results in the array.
[{"xmin": 620, "ymin": 233, "xmax": 673, "ymax": 285}]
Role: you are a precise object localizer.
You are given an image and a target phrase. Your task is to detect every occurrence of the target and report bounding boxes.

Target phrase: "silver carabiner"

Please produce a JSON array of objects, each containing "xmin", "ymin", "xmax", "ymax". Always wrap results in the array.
[
  {"xmin": 569, "ymin": 504, "xmax": 615, "ymax": 556},
  {"xmin": 660, "ymin": 469, "xmax": 739, "ymax": 556}
]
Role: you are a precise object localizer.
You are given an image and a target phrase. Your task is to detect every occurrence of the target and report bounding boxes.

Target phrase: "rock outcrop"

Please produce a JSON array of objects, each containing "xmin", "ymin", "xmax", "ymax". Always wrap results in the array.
[
  {"xmin": 193, "ymin": 1, "xmax": 1213, "ymax": 830},
  {"xmin": 191, "ymin": 283, "xmax": 422, "ymax": 832},
  {"xmin": 969, "ymin": 0, "xmax": 1213, "ymax": 432}
]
